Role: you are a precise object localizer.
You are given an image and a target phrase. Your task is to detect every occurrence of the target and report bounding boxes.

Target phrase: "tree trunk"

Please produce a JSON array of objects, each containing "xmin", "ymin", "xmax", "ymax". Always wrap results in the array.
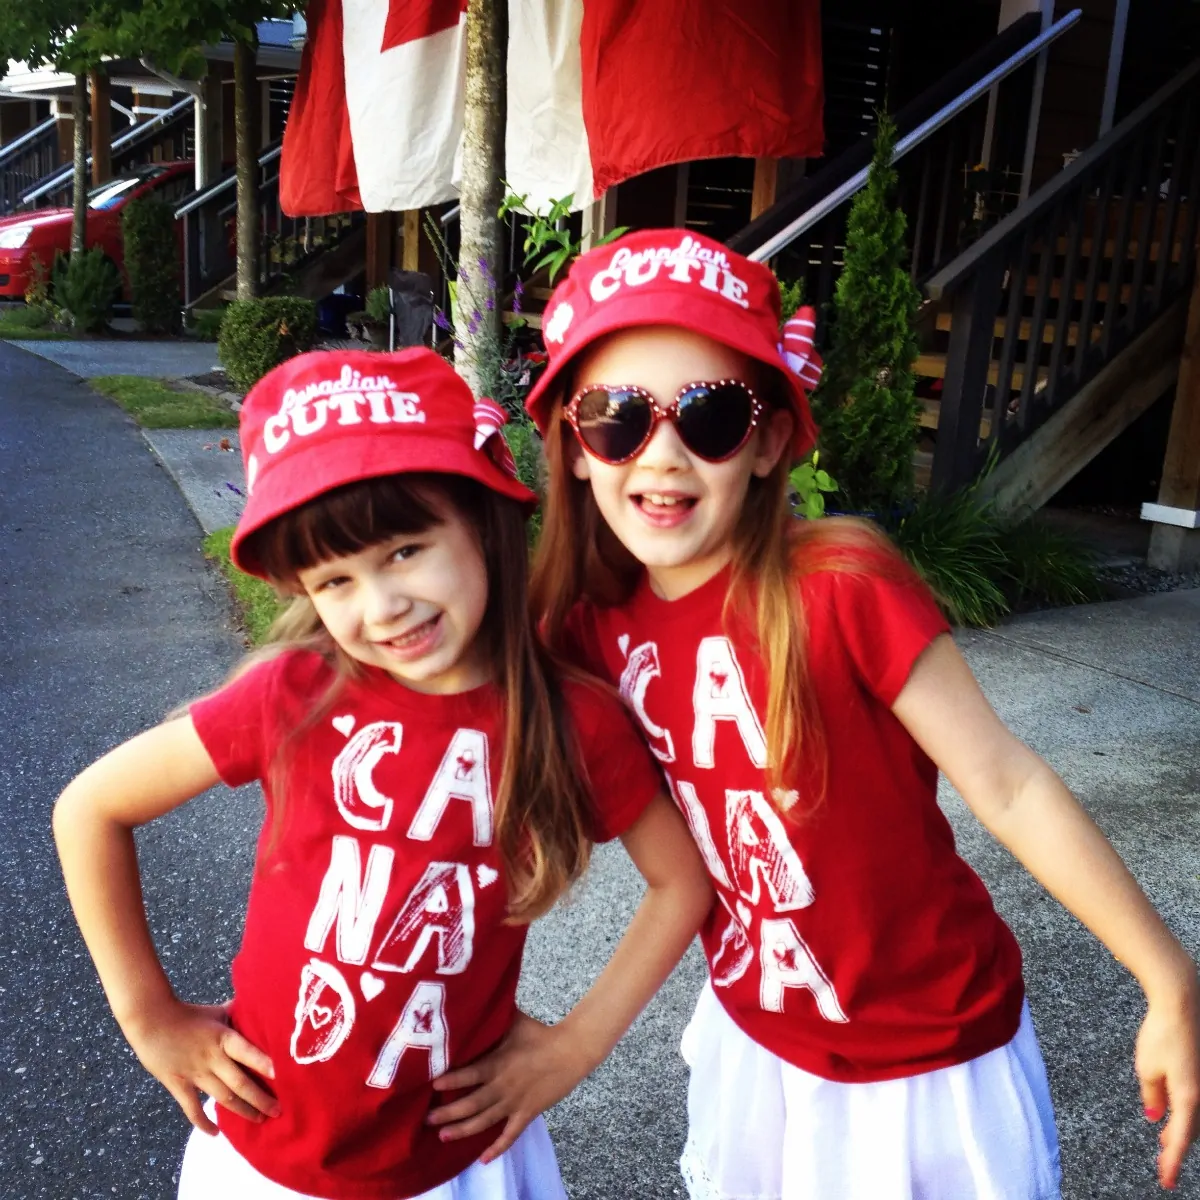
[
  {"xmin": 234, "ymin": 39, "xmax": 261, "ymax": 301},
  {"xmin": 457, "ymin": 0, "xmax": 506, "ymax": 397},
  {"xmin": 71, "ymin": 73, "xmax": 88, "ymax": 259}
]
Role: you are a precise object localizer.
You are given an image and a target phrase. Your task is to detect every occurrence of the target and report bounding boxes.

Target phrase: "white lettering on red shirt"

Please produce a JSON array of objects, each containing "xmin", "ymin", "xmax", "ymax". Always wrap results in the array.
[
  {"xmin": 188, "ymin": 651, "xmax": 665, "ymax": 1197},
  {"xmin": 407, "ymin": 728, "xmax": 493, "ymax": 846},
  {"xmin": 332, "ymin": 721, "xmax": 403, "ymax": 831},
  {"xmin": 692, "ymin": 637, "xmax": 767, "ymax": 769},
  {"xmin": 619, "ymin": 640, "xmax": 676, "ymax": 763},
  {"xmin": 561, "ymin": 562, "xmax": 1025, "ymax": 1083},
  {"xmin": 304, "ymin": 836, "xmax": 395, "ymax": 966},
  {"xmin": 291, "ymin": 958, "xmax": 357, "ymax": 1065},
  {"xmin": 367, "ymin": 981, "xmax": 450, "ymax": 1088},
  {"xmin": 372, "ymin": 862, "xmax": 476, "ymax": 976}
]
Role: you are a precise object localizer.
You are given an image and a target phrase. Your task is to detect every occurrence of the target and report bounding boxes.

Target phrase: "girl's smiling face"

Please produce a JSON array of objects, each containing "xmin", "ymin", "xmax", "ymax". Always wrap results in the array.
[
  {"xmin": 296, "ymin": 495, "xmax": 490, "ymax": 694},
  {"xmin": 569, "ymin": 326, "xmax": 794, "ymax": 600}
]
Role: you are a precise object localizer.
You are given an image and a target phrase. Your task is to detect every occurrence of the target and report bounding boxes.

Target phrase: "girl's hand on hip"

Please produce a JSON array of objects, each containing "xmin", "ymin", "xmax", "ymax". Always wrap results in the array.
[
  {"xmin": 427, "ymin": 1011, "xmax": 594, "ymax": 1164},
  {"xmin": 1136, "ymin": 981, "xmax": 1200, "ymax": 1189},
  {"xmin": 125, "ymin": 998, "xmax": 279, "ymax": 1134}
]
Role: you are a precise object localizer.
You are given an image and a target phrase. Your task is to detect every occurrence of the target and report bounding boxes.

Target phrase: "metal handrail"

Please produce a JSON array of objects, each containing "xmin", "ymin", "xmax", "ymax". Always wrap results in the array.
[
  {"xmin": 748, "ymin": 8, "xmax": 1083, "ymax": 263},
  {"xmin": 175, "ymin": 143, "xmax": 282, "ymax": 217},
  {"xmin": 20, "ymin": 96, "xmax": 195, "ymax": 204},
  {"xmin": 925, "ymin": 55, "xmax": 1200, "ymax": 299},
  {"xmin": 0, "ymin": 117, "xmax": 57, "ymax": 168}
]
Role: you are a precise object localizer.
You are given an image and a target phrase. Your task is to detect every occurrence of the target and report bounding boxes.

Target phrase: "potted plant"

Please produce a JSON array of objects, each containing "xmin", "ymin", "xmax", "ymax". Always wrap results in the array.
[{"xmin": 347, "ymin": 285, "xmax": 391, "ymax": 349}]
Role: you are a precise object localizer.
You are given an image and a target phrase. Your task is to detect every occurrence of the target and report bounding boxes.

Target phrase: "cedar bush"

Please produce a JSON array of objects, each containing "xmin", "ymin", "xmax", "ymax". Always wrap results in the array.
[
  {"xmin": 814, "ymin": 113, "xmax": 923, "ymax": 515},
  {"xmin": 121, "ymin": 198, "xmax": 181, "ymax": 333},
  {"xmin": 190, "ymin": 306, "xmax": 227, "ymax": 341},
  {"xmin": 217, "ymin": 297, "xmax": 318, "ymax": 392},
  {"xmin": 52, "ymin": 248, "xmax": 120, "ymax": 333}
]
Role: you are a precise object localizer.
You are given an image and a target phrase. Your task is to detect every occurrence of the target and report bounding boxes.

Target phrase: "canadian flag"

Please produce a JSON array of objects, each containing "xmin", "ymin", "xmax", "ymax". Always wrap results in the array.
[{"xmin": 282, "ymin": 0, "xmax": 823, "ymax": 218}]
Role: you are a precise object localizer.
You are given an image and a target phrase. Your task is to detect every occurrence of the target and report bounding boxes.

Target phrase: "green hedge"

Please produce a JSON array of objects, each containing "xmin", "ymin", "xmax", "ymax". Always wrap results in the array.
[
  {"xmin": 52, "ymin": 248, "xmax": 120, "ymax": 333},
  {"xmin": 217, "ymin": 297, "xmax": 318, "ymax": 392},
  {"xmin": 121, "ymin": 198, "xmax": 181, "ymax": 334}
]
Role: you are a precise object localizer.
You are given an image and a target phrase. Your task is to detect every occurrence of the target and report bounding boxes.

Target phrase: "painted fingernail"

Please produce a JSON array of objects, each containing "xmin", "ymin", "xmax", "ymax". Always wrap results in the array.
[{"xmin": 1145, "ymin": 1107, "xmax": 1163, "ymax": 1121}]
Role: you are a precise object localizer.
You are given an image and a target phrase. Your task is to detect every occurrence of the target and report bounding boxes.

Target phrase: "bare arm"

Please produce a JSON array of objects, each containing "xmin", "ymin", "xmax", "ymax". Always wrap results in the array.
[
  {"xmin": 428, "ymin": 791, "xmax": 713, "ymax": 1160},
  {"xmin": 893, "ymin": 634, "xmax": 1199, "ymax": 1189},
  {"xmin": 53, "ymin": 717, "xmax": 278, "ymax": 1133}
]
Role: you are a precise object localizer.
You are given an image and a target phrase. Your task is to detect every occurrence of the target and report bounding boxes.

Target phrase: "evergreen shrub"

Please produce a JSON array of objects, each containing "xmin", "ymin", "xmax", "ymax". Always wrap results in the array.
[
  {"xmin": 814, "ymin": 113, "xmax": 923, "ymax": 515},
  {"xmin": 190, "ymin": 306, "xmax": 227, "ymax": 341},
  {"xmin": 52, "ymin": 248, "xmax": 120, "ymax": 333},
  {"xmin": 122, "ymin": 198, "xmax": 181, "ymax": 333},
  {"xmin": 217, "ymin": 297, "xmax": 318, "ymax": 392},
  {"xmin": 365, "ymin": 285, "xmax": 391, "ymax": 323}
]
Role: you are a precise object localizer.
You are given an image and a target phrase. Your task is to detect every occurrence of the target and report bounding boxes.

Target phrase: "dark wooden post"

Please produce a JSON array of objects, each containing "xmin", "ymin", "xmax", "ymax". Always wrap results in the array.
[
  {"xmin": 366, "ymin": 212, "xmax": 396, "ymax": 292},
  {"xmin": 89, "ymin": 68, "xmax": 111, "ymax": 187},
  {"xmin": 751, "ymin": 158, "xmax": 778, "ymax": 221},
  {"xmin": 930, "ymin": 252, "xmax": 1005, "ymax": 492},
  {"xmin": 1146, "ymin": 262, "xmax": 1200, "ymax": 569}
]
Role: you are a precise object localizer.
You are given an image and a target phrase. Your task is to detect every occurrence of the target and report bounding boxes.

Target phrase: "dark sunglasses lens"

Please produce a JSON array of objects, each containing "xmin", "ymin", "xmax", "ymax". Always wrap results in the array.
[
  {"xmin": 574, "ymin": 388, "xmax": 653, "ymax": 462},
  {"xmin": 676, "ymin": 383, "xmax": 754, "ymax": 460}
]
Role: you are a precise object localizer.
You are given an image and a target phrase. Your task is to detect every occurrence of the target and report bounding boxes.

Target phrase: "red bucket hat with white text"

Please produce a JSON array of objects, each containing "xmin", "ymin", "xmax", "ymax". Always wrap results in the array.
[
  {"xmin": 524, "ymin": 228, "xmax": 821, "ymax": 458},
  {"xmin": 231, "ymin": 347, "xmax": 536, "ymax": 578}
]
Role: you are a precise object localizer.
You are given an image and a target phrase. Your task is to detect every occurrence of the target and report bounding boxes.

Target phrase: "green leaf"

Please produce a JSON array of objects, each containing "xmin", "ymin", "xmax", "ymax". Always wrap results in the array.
[
  {"xmin": 791, "ymin": 463, "xmax": 816, "ymax": 490},
  {"xmin": 595, "ymin": 225, "xmax": 632, "ymax": 248}
]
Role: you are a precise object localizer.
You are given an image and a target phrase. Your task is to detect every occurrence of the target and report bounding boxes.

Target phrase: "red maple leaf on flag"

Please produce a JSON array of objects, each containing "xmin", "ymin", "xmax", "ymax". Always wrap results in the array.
[{"xmin": 382, "ymin": 0, "xmax": 467, "ymax": 52}]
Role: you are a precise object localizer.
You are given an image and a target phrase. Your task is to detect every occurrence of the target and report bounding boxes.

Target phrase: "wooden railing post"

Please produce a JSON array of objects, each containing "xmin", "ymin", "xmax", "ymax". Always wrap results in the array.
[
  {"xmin": 1145, "ymin": 258, "xmax": 1200, "ymax": 570},
  {"xmin": 930, "ymin": 251, "xmax": 1005, "ymax": 492}
]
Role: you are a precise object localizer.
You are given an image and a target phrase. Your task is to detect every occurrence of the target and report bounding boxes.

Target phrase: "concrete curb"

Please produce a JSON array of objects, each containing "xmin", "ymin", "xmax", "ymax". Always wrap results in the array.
[{"xmin": 141, "ymin": 428, "xmax": 245, "ymax": 535}]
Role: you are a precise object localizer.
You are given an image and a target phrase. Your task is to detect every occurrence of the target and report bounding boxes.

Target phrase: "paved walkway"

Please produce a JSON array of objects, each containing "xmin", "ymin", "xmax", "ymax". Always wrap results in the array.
[
  {"xmin": 2, "ymin": 341, "xmax": 1198, "ymax": 1197},
  {"xmin": 4, "ymin": 337, "xmax": 220, "ymax": 379}
]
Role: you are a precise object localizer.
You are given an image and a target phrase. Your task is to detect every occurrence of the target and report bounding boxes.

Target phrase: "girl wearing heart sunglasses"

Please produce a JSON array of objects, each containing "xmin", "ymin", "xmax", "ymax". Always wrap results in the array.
[
  {"xmin": 523, "ymin": 229, "xmax": 1199, "ymax": 1199},
  {"xmin": 52, "ymin": 348, "xmax": 712, "ymax": 1200}
]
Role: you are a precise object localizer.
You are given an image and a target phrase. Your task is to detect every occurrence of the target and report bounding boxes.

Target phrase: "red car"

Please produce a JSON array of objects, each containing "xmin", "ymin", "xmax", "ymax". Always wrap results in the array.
[{"xmin": 0, "ymin": 161, "xmax": 194, "ymax": 298}]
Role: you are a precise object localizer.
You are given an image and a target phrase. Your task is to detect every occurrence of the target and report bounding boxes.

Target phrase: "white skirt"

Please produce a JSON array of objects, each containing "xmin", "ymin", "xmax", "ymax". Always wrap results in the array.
[
  {"xmin": 679, "ymin": 983, "xmax": 1061, "ymax": 1200},
  {"xmin": 177, "ymin": 1101, "xmax": 566, "ymax": 1200}
]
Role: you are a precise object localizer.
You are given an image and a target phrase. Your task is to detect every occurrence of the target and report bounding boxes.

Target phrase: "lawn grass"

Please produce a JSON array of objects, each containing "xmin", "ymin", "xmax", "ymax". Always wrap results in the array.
[
  {"xmin": 0, "ymin": 307, "xmax": 69, "ymax": 340},
  {"xmin": 203, "ymin": 526, "xmax": 288, "ymax": 645},
  {"xmin": 90, "ymin": 374, "xmax": 238, "ymax": 429}
]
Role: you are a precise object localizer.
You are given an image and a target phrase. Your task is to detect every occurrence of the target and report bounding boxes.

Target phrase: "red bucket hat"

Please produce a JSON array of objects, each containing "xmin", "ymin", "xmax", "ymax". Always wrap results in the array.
[
  {"xmin": 523, "ymin": 228, "xmax": 821, "ymax": 458},
  {"xmin": 230, "ymin": 347, "xmax": 536, "ymax": 578}
]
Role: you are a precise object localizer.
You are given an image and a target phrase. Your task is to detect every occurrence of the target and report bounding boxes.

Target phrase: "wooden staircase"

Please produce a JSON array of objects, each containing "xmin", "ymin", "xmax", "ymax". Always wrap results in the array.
[
  {"xmin": 916, "ymin": 57, "xmax": 1200, "ymax": 506},
  {"xmin": 912, "ymin": 204, "xmax": 1184, "ymax": 480}
]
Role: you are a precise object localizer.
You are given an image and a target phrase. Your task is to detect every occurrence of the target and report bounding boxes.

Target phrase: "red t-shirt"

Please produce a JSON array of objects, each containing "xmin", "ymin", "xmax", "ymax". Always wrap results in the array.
[
  {"xmin": 189, "ymin": 650, "xmax": 662, "ymax": 1200},
  {"xmin": 563, "ymin": 561, "xmax": 1024, "ymax": 1083}
]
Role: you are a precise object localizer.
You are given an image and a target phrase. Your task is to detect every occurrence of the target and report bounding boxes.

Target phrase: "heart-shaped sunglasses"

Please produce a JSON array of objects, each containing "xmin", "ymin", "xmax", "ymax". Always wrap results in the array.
[{"xmin": 565, "ymin": 379, "xmax": 764, "ymax": 465}]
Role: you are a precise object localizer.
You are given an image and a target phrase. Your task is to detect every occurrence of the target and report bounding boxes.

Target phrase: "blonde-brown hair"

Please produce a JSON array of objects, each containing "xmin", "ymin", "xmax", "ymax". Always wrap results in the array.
[
  {"xmin": 232, "ymin": 473, "xmax": 593, "ymax": 921},
  {"xmin": 531, "ymin": 364, "xmax": 915, "ymax": 813}
]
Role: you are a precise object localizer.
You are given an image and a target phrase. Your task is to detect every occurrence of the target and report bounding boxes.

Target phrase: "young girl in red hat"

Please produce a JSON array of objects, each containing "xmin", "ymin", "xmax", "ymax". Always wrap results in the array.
[
  {"xmin": 53, "ymin": 347, "xmax": 712, "ymax": 1200},
  {"xmin": 516, "ymin": 228, "xmax": 1200, "ymax": 1198}
]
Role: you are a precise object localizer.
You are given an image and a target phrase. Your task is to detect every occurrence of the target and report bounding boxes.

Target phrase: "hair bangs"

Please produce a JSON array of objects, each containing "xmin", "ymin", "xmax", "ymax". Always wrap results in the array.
[{"xmin": 246, "ymin": 474, "xmax": 447, "ymax": 582}]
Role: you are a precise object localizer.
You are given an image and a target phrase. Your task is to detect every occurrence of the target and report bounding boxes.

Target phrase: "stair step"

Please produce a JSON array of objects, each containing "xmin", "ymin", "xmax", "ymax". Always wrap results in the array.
[
  {"xmin": 1049, "ymin": 237, "xmax": 1185, "ymax": 264},
  {"xmin": 915, "ymin": 352, "xmax": 1048, "ymax": 392},
  {"xmin": 1023, "ymin": 275, "xmax": 1133, "ymax": 303},
  {"xmin": 913, "ymin": 449, "xmax": 933, "ymax": 491},
  {"xmin": 920, "ymin": 399, "xmax": 992, "ymax": 440},
  {"xmin": 934, "ymin": 312, "xmax": 1103, "ymax": 348}
]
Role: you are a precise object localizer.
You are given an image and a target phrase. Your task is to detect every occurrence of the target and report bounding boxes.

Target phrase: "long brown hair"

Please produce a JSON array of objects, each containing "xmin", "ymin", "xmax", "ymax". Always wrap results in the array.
[
  {"xmin": 238, "ymin": 473, "xmax": 593, "ymax": 921},
  {"xmin": 530, "ymin": 363, "xmax": 914, "ymax": 813}
]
